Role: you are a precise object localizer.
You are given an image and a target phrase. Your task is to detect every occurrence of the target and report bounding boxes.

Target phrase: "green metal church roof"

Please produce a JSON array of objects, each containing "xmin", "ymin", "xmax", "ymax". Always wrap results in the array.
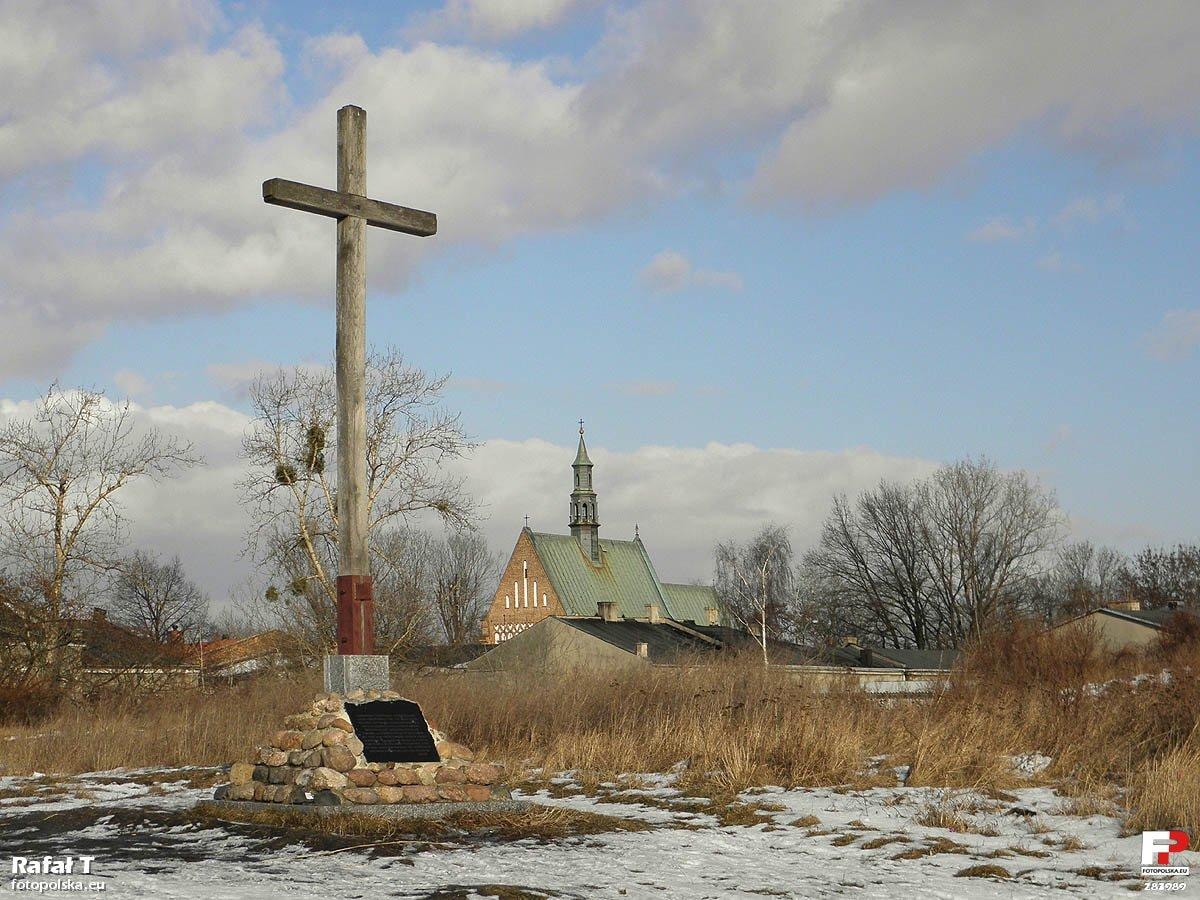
[
  {"xmin": 529, "ymin": 531, "xmax": 674, "ymax": 619},
  {"xmin": 661, "ymin": 582, "xmax": 721, "ymax": 625}
]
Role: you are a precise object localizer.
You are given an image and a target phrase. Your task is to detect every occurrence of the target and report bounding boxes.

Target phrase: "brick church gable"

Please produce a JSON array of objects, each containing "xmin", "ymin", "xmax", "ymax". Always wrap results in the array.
[{"xmin": 480, "ymin": 425, "xmax": 726, "ymax": 645}]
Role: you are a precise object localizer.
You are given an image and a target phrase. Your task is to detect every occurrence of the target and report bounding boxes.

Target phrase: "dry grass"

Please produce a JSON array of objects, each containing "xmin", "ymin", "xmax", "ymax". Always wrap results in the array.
[
  {"xmin": 1, "ymin": 624, "xmax": 1196, "ymax": 836},
  {"xmin": 955, "ymin": 864, "xmax": 1012, "ymax": 880},
  {"xmin": 192, "ymin": 800, "xmax": 649, "ymax": 843},
  {"xmin": 0, "ymin": 675, "xmax": 317, "ymax": 774},
  {"xmin": 1125, "ymin": 743, "xmax": 1200, "ymax": 833}
]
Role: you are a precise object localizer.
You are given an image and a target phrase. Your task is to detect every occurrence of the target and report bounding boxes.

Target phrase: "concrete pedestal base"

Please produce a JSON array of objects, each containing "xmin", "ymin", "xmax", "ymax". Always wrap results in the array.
[{"xmin": 323, "ymin": 654, "xmax": 389, "ymax": 694}]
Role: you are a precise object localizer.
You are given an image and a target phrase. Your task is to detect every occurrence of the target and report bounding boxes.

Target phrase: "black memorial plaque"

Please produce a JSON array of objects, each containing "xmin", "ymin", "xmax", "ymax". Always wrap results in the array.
[{"xmin": 344, "ymin": 699, "xmax": 440, "ymax": 763}]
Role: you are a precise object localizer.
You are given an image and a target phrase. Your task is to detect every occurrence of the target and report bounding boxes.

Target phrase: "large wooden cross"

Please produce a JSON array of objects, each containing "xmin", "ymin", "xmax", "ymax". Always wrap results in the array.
[{"xmin": 263, "ymin": 105, "xmax": 437, "ymax": 657}]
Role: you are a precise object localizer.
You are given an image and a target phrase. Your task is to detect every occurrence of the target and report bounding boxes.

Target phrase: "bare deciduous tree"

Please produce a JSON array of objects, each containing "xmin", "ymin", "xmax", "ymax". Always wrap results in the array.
[
  {"xmin": 1117, "ymin": 545, "xmax": 1200, "ymax": 610},
  {"xmin": 111, "ymin": 551, "xmax": 208, "ymax": 642},
  {"xmin": 806, "ymin": 458, "xmax": 1063, "ymax": 648},
  {"xmin": 714, "ymin": 524, "xmax": 795, "ymax": 665},
  {"xmin": 918, "ymin": 458, "xmax": 1062, "ymax": 642},
  {"xmin": 240, "ymin": 351, "xmax": 474, "ymax": 652},
  {"xmin": 0, "ymin": 387, "xmax": 197, "ymax": 681},
  {"xmin": 431, "ymin": 530, "xmax": 499, "ymax": 646},
  {"xmin": 806, "ymin": 484, "xmax": 936, "ymax": 648}
]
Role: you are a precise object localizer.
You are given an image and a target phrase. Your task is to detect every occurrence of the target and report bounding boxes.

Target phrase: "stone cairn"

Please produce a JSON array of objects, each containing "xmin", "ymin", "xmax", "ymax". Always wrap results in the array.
[{"xmin": 214, "ymin": 690, "xmax": 507, "ymax": 807}]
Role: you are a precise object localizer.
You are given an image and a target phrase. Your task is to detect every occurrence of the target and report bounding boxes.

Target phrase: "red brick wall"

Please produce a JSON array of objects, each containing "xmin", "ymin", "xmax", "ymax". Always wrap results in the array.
[{"xmin": 481, "ymin": 531, "xmax": 567, "ymax": 644}]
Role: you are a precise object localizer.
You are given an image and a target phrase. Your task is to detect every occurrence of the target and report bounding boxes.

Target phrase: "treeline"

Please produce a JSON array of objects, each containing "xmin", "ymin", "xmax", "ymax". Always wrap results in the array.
[
  {"xmin": 0, "ymin": 354, "xmax": 498, "ymax": 692},
  {"xmin": 715, "ymin": 457, "xmax": 1200, "ymax": 651}
]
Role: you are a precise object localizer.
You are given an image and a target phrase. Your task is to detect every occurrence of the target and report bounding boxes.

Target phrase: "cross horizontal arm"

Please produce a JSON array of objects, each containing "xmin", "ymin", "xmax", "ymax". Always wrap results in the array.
[{"xmin": 263, "ymin": 178, "xmax": 437, "ymax": 237}]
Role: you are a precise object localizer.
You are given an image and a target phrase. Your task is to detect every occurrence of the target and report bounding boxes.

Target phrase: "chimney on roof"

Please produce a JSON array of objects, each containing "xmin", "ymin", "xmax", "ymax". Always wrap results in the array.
[
  {"xmin": 597, "ymin": 600, "xmax": 618, "ymax": 622},
  {"xmin": 635, "ymin": 641, "xmax": 649, "ymax": 659},
  {"xmin": 704, "ymin": 606, "xmax": 719, "ymax": 626},
  {"xmin": 841, "ymin": 635, "xmax": 860, "ymax": 648},
  {"xmin": 92, "ymin": 607, "xmax": 106, "ymax": 622},
  {"xmin": 645, "ymin": 604, "xmax": 661, "ymax": 624}
]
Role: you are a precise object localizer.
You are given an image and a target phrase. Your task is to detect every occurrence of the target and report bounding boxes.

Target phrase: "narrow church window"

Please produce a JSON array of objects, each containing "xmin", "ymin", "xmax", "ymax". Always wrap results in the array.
[
  {"xmin": 505, "ymin": 595, "xmax": 510, "ymax": 609},
  {"xmin": 542, "ymin": 593, "xmax": 548, "ymax": 607}
]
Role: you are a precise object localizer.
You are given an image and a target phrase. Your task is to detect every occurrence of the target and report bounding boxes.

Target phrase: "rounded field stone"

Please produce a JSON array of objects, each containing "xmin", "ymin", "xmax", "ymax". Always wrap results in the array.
[
  {"xmin": 228, "ymin": 762, "xmax": 255, "ymax": 786},
  {"xmin": 346, "ymin": 769, "xmax": 377, "ymax": 787},
  {"xmin": 264, "ymin": 749, "xmax": 289, "ymax": 767},
  {"xmin": 252, "ymin": 782, "xmax": 268, "ymax": 802},
  {"xmin": 252, "ymin": 765, "xmax": 270, "ymax": 783},
  {"xmin": 465, "ymin": 785, "xmax": 492, "ymax": 802},
  {"xmin": 341, "ymin": 788, "xmax": 380, "ymax": 804},
  {"xmin": 331, "ymin": 718, "xmax": 354, "ymax": 733},
  {"xmin": 267, "ymin": 766, "xmax": 296, "ymax": 785},
  {"xmin": 437, "ymin": 784, "xmax": 468, "ymax": 802},
  {"xmin": 434, "ymin": 766, "xmax": 467, "ymax": 784},
  {"xmin": 301, "ymin": 730, "xmax": 324, "ymax": 750},
  {"xmin": 345, "ymin": 736, "xmax": 364, "ymax": 756},
  {"xmin": 308, "ymin": 767, "xmax": 348, "ymax": 791},
  {"xmin": 312, "ymin": 790, "xmax": 342, "ymax": 806},
  {"xmin": 274, "ymin": 730, "xmax": 305, "ymax": 750},
  {"xmin": 376, "ymin": 769, "xmax": 419, "ymax": 786},
  {"xmin": 283, "ymin": 714, "xmax": 318, "ymax": 730},
  {"xmin": 375, "ymin": 785, "xmax": 405, "ymax": 804},
  {"xmin": 225, "ymin": 783, "xmax": 256, "ymax": 802},
  {"xmin": 415, "ymin": 764, "xmax": 440, "ymax": 786},
  {"xmin": 323, "ymin": 745, "xmax": 356, "ymax": 773},
  {"xmin": 300, "ymin": 749, "xmax": 323, "ymax": 767},
  {"xmin": 321, "ymin": 729, "xmax": 348, "ymax": 747},
  {"xmin": 464, "ymin": 763, "xmax": 499, "ymax": 785},
  {"xmin": 287, "ymin": 750, "xmax": 307, "ymax": 766},
  {"xmin": 401, "ymin": 785, "xmax": 439, "ymax": 803}
]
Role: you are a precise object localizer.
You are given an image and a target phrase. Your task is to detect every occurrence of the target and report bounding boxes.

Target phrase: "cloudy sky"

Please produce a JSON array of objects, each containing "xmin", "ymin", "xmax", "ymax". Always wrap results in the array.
[{"xmin": 1, "ymin": 0, "xmax": 1198, "ymax": 604}]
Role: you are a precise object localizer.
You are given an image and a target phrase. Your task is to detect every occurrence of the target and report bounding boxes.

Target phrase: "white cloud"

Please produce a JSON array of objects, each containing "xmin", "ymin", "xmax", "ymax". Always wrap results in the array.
[
  {"xmin": 639, "ymin": 251, "xmax": 743, "ymax": 293},
  {"xmin": 1052, "ymin": 193, "xmax": 1126, "ymax": 228},
  {"xmin": 3, "ymin": 1, "xmax": 1199, "ymax": 374},
  {"xmin": 113, "ymin": 369, "xmax": 153, "ymax": 400},
  {"xmin": 1144, "ymin": 309, "xmax": 1200, "ymax": 361},
  {"xmin": 462, "ymin": 438, "xmax": 939, "ymax": 584},
  {"xmin": 409, "ymin": 0, "xmax": 589, "ymax": 41},
  {"xmin": 967, "ymin": 216, "xmax": 1037, "ymax": 243},
  {"xmin": 0, "ymin": 392, "xmax": 942, "ymax": 604},
  {"xmin": 743, "ymin": 3, "xmax": 1200, "ymax": 207}
]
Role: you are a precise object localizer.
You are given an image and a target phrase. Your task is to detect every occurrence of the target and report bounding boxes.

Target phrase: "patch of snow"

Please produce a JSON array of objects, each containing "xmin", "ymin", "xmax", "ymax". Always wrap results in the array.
[
  {"xmin": 1010, "ymin": 752, "xmax": 1053, "ymax": 777},
  {"xmin": 2, "ymin": 766, "xmax": 1192, "ymax": 898}
]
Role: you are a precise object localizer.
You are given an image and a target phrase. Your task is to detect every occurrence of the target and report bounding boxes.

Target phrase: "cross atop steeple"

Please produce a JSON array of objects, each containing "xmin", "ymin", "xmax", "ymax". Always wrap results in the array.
[
  {"xmin": 524, "ymin": 514, "xmax": 530, "ymax": 529},
  {"xmin": 579, "ymin": 418, "xmax": 585, "ymax": 434}
]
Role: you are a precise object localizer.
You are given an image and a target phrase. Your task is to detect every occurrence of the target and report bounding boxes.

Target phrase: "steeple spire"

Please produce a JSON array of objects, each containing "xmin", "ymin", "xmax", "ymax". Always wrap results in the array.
[{"xmin": 569, "ymin": 420, "xmax": 600, "ymax": 564}]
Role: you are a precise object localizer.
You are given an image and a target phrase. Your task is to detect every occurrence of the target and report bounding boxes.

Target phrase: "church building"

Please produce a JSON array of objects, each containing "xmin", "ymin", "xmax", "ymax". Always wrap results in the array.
[{"xmin": 481, "ymin": 425, "xmax": 725, "ymax": 645}]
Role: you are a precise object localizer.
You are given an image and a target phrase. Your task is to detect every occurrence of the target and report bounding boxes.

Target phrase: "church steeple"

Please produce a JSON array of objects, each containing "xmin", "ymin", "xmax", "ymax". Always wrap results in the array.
[{"xmin": 569, "ymin": 420, "xmax": 600, "ymax": 564}]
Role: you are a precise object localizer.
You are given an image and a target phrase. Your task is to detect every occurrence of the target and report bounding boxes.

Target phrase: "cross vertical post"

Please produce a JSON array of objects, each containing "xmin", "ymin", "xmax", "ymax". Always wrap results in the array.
[
  {"xmin": 262, "ymin": 103, "xmax": 437, "ymax": 686},
  {"xmin": 335, "ymin": 105, "xmax": 372, "ymax": 656}
]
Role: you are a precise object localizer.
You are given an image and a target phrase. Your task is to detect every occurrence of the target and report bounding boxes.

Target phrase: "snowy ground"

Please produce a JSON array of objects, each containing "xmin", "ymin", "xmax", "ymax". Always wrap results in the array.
[{"xmin": 0, "ymin": 766, "xmax": 1191, "ymax": 898}]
